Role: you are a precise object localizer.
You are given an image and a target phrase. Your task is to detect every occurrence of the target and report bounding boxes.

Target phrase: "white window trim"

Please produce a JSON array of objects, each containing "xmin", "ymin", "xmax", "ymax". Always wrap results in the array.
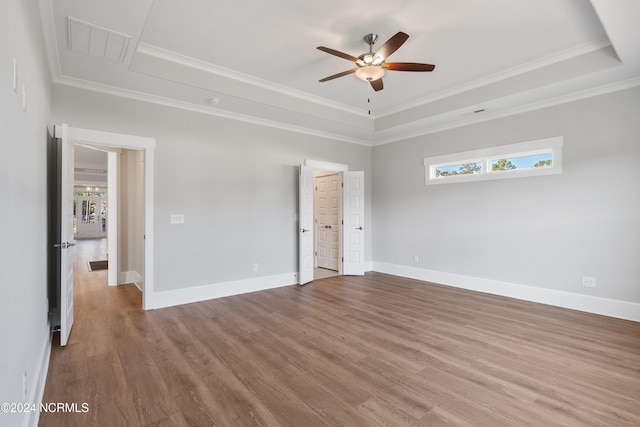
[{"xmin": 424, "ymin": 136, "xmax": 563, "ymax": 185}]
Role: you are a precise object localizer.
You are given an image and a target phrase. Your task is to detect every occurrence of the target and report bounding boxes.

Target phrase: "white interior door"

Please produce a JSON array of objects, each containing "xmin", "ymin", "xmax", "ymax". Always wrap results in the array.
[
  {"xmin": 315, "ymin": 174, "xmax": 340, "ymax": 271},
  {"xmin": 342, "ymin": 171, "xmax": 365, "ymax": 276},
  {"xmin": 55, "ymin": 124, "xmax": 75, "ymax": 346},
  {"xmin": 298, "ymin": 165, "xmax": 314, "ymax": 284}
]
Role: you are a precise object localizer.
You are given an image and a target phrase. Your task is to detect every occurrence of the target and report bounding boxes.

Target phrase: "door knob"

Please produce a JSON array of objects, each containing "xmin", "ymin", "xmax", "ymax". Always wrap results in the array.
[
  {"xmin": 301, "ymin": 228, "xmax": 309, "ymax": 233},
  {"xmin": 356, "ymin": 226, "xmax": 363, "ymax": 230},
  {"xmin": 54, "ymin": 241, "xmax": 76, "ymax": 248}
]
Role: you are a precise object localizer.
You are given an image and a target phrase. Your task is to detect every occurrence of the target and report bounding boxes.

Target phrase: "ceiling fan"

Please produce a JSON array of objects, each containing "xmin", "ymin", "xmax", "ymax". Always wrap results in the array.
[{"xmin": 317, "ymin": 32, "xmax": 435, "ymax": 91}]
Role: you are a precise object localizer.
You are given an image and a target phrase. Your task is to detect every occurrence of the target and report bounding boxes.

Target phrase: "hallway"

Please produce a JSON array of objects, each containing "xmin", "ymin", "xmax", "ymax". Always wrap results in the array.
[{"xmin": 40, "ymin": 238, "xmax": 143, "ymax": 426}]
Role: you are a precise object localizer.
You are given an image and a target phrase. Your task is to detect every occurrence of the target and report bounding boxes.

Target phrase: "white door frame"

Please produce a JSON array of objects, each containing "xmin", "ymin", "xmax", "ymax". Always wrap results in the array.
[
  {"xmin": 107, "ymin": 150, "xmax": 119, "ymax": 287},
  {"xmin": 62, "ymin": 126, "xmax": 156, "ymax": 310},
  {"xmin": 302, "ymin": 160, "xmax": 351, "ymax": 280}
]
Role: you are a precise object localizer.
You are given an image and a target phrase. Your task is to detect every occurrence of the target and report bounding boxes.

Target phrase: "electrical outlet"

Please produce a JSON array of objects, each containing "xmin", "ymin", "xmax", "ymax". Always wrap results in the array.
[
  {"xmin": 414, "ymin": 255, "xmax": 419, "ymax": 263},
  {"xmin": 582, "ymin": 276, "xmax": 596, "ymax": 288},
  {"xmin": 253, "ymin": 263, "xmax": 259, "ymax": 272}
]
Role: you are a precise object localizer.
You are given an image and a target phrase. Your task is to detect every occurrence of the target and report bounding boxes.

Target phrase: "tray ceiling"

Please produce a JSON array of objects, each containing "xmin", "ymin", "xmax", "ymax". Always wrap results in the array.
[{"xmin": 38, "ymin": 0, "xmax": 640, "ymax": 145}]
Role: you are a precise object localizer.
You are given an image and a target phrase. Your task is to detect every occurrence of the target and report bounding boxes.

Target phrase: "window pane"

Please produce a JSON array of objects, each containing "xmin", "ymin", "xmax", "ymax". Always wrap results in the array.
[
  {"xmin": 490, "ymin": 153, "xmax": 552, "ymax": 172},
  {"xmin": 435, "ymin": 161, "xmax": 481, "ymax": 177},
  {"xmin": 424, "ymin": 136, "xmax": 562, "ymax": 185}
]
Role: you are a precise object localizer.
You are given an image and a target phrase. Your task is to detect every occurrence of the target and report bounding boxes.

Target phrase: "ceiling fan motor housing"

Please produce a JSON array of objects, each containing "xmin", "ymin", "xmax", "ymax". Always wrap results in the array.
[{"xmin": 364, "ymin": 33, "xmax": 378, "ymax": 45}]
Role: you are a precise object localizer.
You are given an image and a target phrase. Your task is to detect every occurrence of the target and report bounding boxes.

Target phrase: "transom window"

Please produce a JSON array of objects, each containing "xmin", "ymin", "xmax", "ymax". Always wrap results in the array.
[{"xmin": 425, "ymin": 136, "xmax": 563, "ymax": 185}]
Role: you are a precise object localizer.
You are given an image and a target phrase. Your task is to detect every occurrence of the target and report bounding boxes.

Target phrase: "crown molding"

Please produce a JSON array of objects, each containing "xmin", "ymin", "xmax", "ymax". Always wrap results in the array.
[
  {"xmin": 52, "ymin": 72, "xmax": 640, "ymax": 149},
  {"xmin": 136, "ymin": 43, "xmax": 370, "ymax": 119},
  {"xmin": 371, "ymin": 75, "xmax": 640, "ymax": 146},
  {"xmin": 376, "ymin": 38, "xmax": 613, "ymax": 118},
  {"xmin": 52, "ymin": 75, "xmax": 373, "ymax": 146}
]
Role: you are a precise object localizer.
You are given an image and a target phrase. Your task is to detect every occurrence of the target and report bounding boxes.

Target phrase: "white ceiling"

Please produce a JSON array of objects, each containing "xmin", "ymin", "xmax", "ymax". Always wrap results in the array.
[
  {"xmin": 74, "ymin": 145, "xmax": 107, "ymax": 189},
  {"xmin": 38, "ymin": 0, "xmax": 640, "ymax": 146}
]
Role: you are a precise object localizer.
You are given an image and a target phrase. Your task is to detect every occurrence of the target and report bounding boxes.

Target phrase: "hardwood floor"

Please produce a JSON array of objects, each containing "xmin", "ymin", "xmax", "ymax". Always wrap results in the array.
[
  {"xmin": 314, "ymin": 267, "xmax": 339, "ymax": 280},
  {"xmin": 40, "ymin": 240, "xmax": 640, "ymax": 426}
]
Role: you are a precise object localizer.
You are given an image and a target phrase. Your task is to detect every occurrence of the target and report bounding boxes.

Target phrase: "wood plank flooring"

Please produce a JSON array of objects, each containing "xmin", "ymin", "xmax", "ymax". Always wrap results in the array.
[{"xmin": 40, "ymin": 239, "xmax": 640, "ymax": 426}]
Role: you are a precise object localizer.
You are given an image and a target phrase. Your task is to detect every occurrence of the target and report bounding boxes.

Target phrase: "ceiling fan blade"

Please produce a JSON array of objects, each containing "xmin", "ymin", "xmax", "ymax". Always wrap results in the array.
[
  {"xmin": 319, "ymin": 68, "xmax": 358, "ymax": 82},
  {"xmin": 370, "ymin": 78, "xmax": 383, "ymax": 91},
  {"xmin": 374, "ymin": 32, "xmax": 409, "ymax": 60},
  {"xmin": 385, "ymin": 62, "xmax": 436, "ymax": 72},
  {"xmin": 317, "ymin": 46, "xmax": 361, "ymax": 63}
]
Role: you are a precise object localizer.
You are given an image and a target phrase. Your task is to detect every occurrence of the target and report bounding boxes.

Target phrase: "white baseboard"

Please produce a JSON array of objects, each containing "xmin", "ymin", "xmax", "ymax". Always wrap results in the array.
[
  {"xmin": 27, "ymin": 329, "xmax": 52, "ymax": 427},
  {"xmin": 148, "ymin": 272, "xmax": 298, "ymax": 309},
  {"xmin": 120, "ymin": 271, "xmax": 142, "ymax": 291},
  {"xmin": 373, "ymin": 262, "xmax": 640, "ymax": 322}
]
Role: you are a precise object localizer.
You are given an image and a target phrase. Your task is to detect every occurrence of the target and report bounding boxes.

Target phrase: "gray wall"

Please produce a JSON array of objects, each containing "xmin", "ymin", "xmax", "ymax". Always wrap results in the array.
[
  {"xmin": 119, "ymin": 149, "xmax": 144, "ymax": 282},
  {"xmin": 372, "ymin": 87, "xmax": 640, "ymax": 303},
  {"xmin": 52, "ymin": 85, "xmax": 372, "ymax": 293},
  {"xmin": 0, "ymin": 0, "xmax": 53, "ymax": 425}
]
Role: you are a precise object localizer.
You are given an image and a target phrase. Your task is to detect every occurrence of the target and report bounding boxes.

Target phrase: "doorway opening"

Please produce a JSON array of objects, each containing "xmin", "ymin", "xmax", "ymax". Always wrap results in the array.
[
  {"xmin": 313, "ymin": 171, "xmax": 341, "ymax": 281},
  {"xmin": 73, "ymin": 145, "xmax": 145, "ymax": 290},
  {"xmin": 74, "ymin": 194, "xmax": 107, "ymax": 239},
  {"xmin": 56, "ymin": 125, "xmax": 155, "ymax": 309},
  {"xmin": 53, "ymin": 124, "xmax": 155, "ymax": 346},
  {"xmin": 74, "ymin": 144, "xmax": 109, "ymax": 239},
  {"xmin": 298, "ymin": 160, "xmax": 365, "ymax": 285}
]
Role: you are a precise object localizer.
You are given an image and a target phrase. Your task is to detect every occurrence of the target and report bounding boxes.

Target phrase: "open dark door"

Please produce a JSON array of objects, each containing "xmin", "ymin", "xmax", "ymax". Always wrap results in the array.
[{"xmin": 47, "ymin": 128, "xmax": 61, "ymax": 328}]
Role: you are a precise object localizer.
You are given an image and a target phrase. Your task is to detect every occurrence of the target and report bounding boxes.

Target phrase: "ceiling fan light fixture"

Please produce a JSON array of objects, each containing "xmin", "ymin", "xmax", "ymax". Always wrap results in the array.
[{"xmin": 355, "ymin": 65, "xmax": 385, "ymax": 81}]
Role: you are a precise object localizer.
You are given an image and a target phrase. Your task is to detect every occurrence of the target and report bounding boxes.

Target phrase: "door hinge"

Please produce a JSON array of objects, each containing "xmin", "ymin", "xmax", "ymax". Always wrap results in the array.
[{"xmin": 342, "ymin": 257, "xmax": 344, "ymax": 262}]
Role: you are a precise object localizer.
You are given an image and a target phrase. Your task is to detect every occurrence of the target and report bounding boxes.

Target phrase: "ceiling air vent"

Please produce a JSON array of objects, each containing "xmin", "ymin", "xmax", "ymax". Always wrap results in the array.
[{"xmin": 67, "ymin": 17, "xmax": 131, "ymax": 63}]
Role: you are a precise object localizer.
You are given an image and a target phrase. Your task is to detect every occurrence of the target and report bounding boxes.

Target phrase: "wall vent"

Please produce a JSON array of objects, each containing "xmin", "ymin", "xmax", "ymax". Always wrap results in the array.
[{"xmin": 68, "ymin": 17, "xmax": 131, "ymax": 63}]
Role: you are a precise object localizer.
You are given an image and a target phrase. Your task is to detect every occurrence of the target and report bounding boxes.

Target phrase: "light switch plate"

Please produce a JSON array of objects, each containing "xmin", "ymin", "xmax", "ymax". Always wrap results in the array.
[{"xmin": 170, "ymin": 214, "xmax": 184, "ymax": 224}]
